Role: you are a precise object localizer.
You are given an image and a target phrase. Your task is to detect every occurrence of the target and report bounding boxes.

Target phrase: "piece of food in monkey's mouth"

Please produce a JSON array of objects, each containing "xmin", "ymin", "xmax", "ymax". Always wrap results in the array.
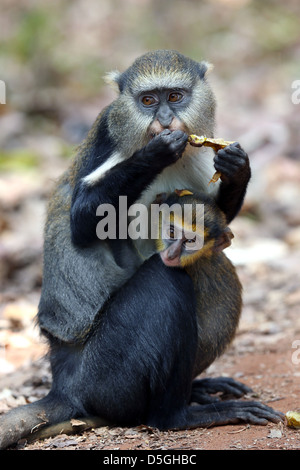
[{"xmin": 188, "ymin": 134, "xmax": 235, "ymax": 184}]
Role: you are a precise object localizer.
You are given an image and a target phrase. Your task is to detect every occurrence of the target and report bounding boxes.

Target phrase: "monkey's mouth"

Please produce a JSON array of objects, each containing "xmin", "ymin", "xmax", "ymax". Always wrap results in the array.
[
  {"xmin": 149, "ymin": 131, "xmax": 160, "ymax": 139},
  {"xmin": 148, "ymin": 119, "xmax": 187, "ymax": 141},
  {"xmin": 148, "ymin": 128, "xmax": 183, "ymax": 141},
  {"xmin": 160, "ymin": 252, "xmax": 181, "ymax": 268},
  {"xmin": 148, "ymin": 129, "xmax": 173, "ymax": 139}
]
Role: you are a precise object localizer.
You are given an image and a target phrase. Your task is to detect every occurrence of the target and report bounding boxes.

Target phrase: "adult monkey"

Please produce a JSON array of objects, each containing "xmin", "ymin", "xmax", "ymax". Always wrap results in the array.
[
  {"xmin": 1, "ymin": 50, "xmax": 281, "ymax": 450},
  {"xmin": 39, "ymin": 50, "xmax": 250, "ymax": 342}
]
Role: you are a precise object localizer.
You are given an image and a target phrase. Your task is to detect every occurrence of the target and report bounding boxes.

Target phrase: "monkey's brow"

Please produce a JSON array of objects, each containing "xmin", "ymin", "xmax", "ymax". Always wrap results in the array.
[
  {"xmin": 138, "ymin": 87, "xmax": 186, "ymax": 94},
  {"xmin": 131, "ymin": 73, "xmax": 193, "ymax": 94}
]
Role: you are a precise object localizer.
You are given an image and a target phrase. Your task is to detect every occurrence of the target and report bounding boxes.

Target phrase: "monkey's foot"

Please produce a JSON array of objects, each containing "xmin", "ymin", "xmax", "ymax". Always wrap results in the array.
[
  {"xmin": 190, "ymin": 377, "xmax": 252, "ymax": 404},
  {"xmin": 187, "ymin": 400, "xmax": 284, "ymax": 427}
]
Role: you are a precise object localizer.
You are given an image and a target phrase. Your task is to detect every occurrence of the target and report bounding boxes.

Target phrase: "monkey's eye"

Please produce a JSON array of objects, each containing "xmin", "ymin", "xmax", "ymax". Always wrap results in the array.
[
  {"xmin": 164, "ymin": 224, "xmax": 182, "ymax": 240},
  {"xmin": 141, "ymin": 95, "xmax": 157, "ymax": 107},
  {"xmin": 168, "ymin": 92, "xmax": 183, "ymax": 103},
  {"xmin": 184, "ymin": 236, "xmax": 196, "ymax": 245},
  {"xmin": 167, "ymin": 226, "xmax": 175, "ymax": 239}
]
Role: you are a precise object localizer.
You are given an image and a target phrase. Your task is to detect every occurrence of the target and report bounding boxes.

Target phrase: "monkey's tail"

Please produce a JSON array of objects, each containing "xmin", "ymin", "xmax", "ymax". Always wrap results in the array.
[{"xmin": 0, "ymin": 392, "xmax": 109, "ymax": 450}]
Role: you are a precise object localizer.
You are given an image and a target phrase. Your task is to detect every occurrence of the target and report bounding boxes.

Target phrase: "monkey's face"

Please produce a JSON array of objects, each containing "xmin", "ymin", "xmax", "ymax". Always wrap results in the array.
[
  {"xmin": 138, "ymin": 89, "xmax": 189, "ymax": 139},
  {"xmin": 106, "ymin": 50, "xmax": 216, "ymax": 155},
  {"xmin": 158, "ymin": 218, "xmax": 233, "ymax": 268},
  {"xmin": 156, "ymin": 194, "xmax": 234, "ymax": 268},
  {"xmin": 135, "ymin": 78, "xmax": 216, "ymax": 147},
  {"xmin": 158, "ymin": 219, "xmax": 205, "ymax": 268}
]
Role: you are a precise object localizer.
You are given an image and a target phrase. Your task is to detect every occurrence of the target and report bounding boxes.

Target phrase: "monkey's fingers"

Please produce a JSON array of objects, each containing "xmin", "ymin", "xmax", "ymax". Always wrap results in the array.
[
  {"xmin": 192, "ymin": 377, "xmax": 252, "ymax": 398},
  {"xmin": 190, "ymin": 401, "xmax": 284, "ymax": 427}
]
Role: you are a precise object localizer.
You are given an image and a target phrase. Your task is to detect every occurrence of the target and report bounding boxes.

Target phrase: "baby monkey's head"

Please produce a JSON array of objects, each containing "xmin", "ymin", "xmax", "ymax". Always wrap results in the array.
[{"xmin": 155, "ymin": 189, "xmax": 233, "ymax": 268}]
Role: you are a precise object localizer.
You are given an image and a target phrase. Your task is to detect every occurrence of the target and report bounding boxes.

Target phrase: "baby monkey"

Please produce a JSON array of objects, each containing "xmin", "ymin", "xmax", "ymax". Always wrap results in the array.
[
  {"xmin": 155, "ymin": 188, "xmax": 242, "ymax": 376},
  {"xmin": 154, "ymin": 189, "xmax": 283, "ymax": 418}
]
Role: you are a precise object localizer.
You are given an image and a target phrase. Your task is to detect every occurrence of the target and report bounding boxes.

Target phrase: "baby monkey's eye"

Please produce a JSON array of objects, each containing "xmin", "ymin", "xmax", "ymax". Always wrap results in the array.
[
  {"xmin": 167, "ymin": 226, "xmax": 175, "ymax": 239},
  {"xmin": 184, "ymin": 236, "xmax": 196, "ymax": 245},
  {"xmin": 168, "ymin": 92, "xmax": 183, "ymax": 103}
]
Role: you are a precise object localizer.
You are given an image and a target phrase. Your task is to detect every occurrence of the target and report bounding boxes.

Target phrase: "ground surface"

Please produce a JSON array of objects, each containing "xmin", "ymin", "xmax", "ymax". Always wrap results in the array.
[{"xmin": 1, "ymin": 253, "xmax": 299, "ymax": 450}]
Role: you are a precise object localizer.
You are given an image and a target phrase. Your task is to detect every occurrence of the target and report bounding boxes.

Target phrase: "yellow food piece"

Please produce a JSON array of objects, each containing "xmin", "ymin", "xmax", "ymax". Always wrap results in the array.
[
  {"xmin": 188, "ymin": 134, "xmax": 235, "ymax": 152},
  {"xmin": 174, "ymin": 189, "xmax": 194, "ymax": 197},
  {"xmin": 208, "ymin": 171, "xmax": 222, "ymax": 185},
  {"xmin": 286, "ymin": 411, "xmax": 300, "ymax": 428},
  {"xmin": 188, "ymin": 134, "xmax": 235, "ymax": 185}
]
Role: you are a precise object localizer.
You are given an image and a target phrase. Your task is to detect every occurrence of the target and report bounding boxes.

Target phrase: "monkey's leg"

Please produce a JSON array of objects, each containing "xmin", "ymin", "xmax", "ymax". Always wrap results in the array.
[{"xmin": 190, "ymin": 377, "xmax": 252, "ymax": 404}]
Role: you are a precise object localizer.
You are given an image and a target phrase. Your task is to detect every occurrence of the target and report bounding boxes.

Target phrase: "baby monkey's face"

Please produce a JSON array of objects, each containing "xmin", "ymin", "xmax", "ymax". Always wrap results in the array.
[
  {"xmin": 156, "ymin": 201, "xmax": 234, "ymax": 269},
  {"xmin": 158, "ymin": 219, "xmax": 205, "ymax": 268}
]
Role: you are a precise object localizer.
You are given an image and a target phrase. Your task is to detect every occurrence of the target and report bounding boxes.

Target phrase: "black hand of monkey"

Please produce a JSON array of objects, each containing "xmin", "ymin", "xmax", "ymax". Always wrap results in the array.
[
  {"xmin": 145, "ymin": 130, "xmax": 188, "ymax": 168},
  {"xmin": 214, "ymin": 142, "xmax": 250, "ymax": 185}
]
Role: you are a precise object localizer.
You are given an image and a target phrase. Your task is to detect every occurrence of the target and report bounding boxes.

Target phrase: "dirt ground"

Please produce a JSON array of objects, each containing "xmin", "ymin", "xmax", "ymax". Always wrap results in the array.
[{"xmin": 0, "ymin": 253, "xmax": 299, "ymax": 450}]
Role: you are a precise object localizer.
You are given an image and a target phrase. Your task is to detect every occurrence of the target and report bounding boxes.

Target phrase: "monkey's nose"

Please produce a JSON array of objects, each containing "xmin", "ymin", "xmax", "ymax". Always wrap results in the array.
[
  {"xmin": 167, "ymin": 240, "xmax": 182, "ymax": 260},
  {"xmin": 156, "ymin": 105, "xmax": 174, "ymax": 128},
  {"xmin": 158, "ymin": 117, "xmax": 174, "ymax": 128}
]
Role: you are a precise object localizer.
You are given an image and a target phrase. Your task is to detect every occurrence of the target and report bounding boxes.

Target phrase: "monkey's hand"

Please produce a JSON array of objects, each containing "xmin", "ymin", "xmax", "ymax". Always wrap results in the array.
[
  {"xmin": 214, "ymin": 142, "xmax": 250, "ymax": 185},
  {"xmin": 214, "ymin": 142, "xmax": 251, "ymax": 223},
  {"xmin": 145, "ymin": 129, "xmax": 188, "ymax": 169}
]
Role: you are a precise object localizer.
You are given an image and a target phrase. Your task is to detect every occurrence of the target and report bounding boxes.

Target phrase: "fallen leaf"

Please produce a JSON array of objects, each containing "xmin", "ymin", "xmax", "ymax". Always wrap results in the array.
[
  {"xmin": 268, "ymin": 429, "xmax": 282, "ymax": 438},
  {"xmin": 71, "ymin": 418, "xmax": 87, "ymax": 427}
]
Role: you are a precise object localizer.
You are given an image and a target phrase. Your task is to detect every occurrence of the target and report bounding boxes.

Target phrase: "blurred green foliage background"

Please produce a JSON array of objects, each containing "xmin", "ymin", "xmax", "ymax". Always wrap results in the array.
[{"xmin": 0, "ymin": 0, "xmax": 299, "ymax": 166}]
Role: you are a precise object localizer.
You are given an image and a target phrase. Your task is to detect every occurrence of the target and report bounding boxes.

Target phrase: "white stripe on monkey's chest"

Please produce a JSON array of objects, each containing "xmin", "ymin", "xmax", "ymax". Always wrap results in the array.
[{"xmin": 82, "ymin": 151, "xmax": 124, "ymax": 185}]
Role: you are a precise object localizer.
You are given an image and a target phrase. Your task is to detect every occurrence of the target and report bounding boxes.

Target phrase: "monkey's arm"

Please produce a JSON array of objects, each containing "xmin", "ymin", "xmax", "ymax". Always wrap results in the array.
[
  {"xmin": 214, "ymin": 142, "xmax": 251, "ymax": 223},
  {"xmin": 71, "ymin": 130, "xmax": 187, "ymax": 246}
]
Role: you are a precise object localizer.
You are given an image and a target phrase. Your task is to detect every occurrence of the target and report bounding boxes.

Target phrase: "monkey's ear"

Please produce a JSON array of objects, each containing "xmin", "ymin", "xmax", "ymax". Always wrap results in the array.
[
  {"xmin": 104, "ymin": 70, "xmax": 123, "ymax": 92},
  {"xmin": 213, "ymin": 227, "xmax": 234, "ymax": 253},
  {"xmin": 198, "ymin": 61, "xmax": 214, "ymax": 79}
]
